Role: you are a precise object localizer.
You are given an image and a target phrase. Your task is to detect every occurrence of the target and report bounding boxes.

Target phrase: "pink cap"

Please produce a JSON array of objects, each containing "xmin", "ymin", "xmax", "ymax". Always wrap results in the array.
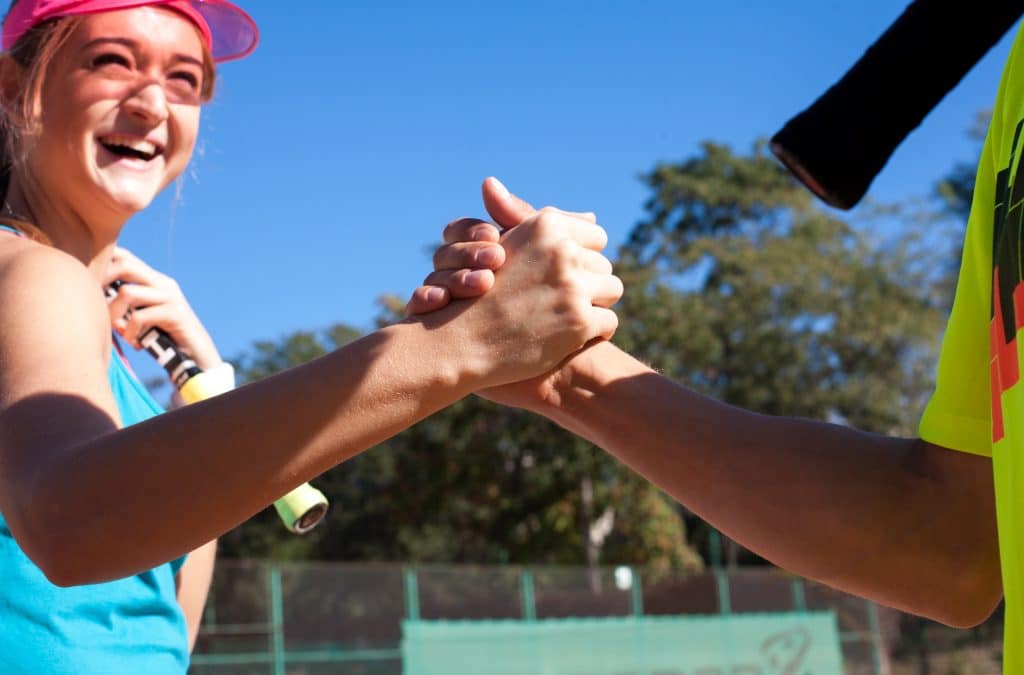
[{"xmin": 2, "ymin": 0, "xmax": 258, "ymax": 62}]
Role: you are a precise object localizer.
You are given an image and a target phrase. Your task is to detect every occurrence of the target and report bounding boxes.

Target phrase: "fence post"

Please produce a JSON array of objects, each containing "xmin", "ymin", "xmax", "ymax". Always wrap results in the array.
[
  {"xmin": 714, "ymin": 568, "xmax": 731, "ymax": 615},
  {"xmin": 709, "ymin": 528, "xmax": 723, "ymax": 568},
  {"xmin": 521, "ymin": 568, "xmax": 537, "ymax": 621},
  {"xmin": 202, "ymin": 590, "xmax": 217, "ymax": 630},
  {"xmin": 404, "ymin": 567, "xmax": 421, "ymax": 621},
  {"xmin": 268, "ymin": 563, "xmax": 285, "ymax": 675},
  {"xmin": 867, "ymin": 600, "xmax": 884, "ymax": 675},
  {"xmin": 630, "ymin": 567, "xmax": 644, "ymax": 617},
  {"xmin": 791, "ymin": 577, "xmax": 806, "ymax": 612}
]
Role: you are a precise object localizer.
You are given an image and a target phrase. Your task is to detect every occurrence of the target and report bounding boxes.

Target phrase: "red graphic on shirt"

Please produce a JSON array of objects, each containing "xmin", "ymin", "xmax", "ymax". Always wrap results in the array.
[
  {"xmin": 989, "ymin": 120, "xmax": 1024, "ymax": 442},
  {"xmin": 991, "ymin": 269, "xmax": 1024, "ymax": 442}
]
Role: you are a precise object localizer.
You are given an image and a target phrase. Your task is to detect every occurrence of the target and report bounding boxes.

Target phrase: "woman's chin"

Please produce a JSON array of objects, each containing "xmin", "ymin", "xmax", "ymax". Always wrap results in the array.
[
  {"xmin": 92, "ymin": 169, "xmax": 168, "ymax": 215},
  {"xmin": 95, "ymin": 185, "xmax": 160, "ymax": 216}
]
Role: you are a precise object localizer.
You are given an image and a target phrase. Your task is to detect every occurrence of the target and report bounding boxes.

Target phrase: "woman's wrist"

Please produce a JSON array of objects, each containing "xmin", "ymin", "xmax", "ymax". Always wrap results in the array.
[{"xmin": 382, "ymin": 320, "xmax": 483, "ymax": 398}]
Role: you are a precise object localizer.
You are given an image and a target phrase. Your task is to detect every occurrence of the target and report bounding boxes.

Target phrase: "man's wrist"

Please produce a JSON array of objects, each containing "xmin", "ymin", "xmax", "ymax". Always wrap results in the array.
[{"xmin": 542, "ymin": 341, "xmax": 654, "ymax": 430}]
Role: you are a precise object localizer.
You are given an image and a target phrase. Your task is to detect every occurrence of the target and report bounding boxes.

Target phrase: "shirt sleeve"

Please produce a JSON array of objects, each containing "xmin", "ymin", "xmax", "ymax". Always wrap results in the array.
[{"xmin": 918, "ymin": 130, "xmax": 997, "ymax": 458}]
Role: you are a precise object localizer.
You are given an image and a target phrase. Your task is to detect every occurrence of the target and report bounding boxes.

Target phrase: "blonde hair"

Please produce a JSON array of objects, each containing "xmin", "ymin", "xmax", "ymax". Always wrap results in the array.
[{"xmin": 0, "ymin": 2, "xmax": 217, "ymax": 243}]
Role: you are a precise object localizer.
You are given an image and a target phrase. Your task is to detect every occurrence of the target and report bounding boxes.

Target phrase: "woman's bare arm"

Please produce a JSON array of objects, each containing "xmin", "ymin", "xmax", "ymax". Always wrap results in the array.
[{"xmin": 0, "ymin": 208, "xmax": 620, "ymax": 585}]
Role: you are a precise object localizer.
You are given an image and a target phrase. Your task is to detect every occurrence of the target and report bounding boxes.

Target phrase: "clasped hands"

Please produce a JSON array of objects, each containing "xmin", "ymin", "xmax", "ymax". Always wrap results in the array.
[{"xmin": 407, "ymin": 177, "xmax": 623, "ymax": 408}]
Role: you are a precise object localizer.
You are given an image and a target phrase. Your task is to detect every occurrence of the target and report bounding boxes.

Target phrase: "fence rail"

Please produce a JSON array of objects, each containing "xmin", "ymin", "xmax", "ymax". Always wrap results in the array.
[{"xmin": 190, "ymin": 561, "xmax": 906, "ymax": 675}]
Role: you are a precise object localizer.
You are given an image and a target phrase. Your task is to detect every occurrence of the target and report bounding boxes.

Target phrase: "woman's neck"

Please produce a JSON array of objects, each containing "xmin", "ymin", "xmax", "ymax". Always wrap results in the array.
[{"xmin": 4, "ymin": 173, "xmax": 125, "ymax": 281}]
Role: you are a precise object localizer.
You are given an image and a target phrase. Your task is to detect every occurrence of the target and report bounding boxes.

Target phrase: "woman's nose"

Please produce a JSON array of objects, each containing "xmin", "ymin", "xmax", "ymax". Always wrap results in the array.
[{"xmin": 123, "ymin": 80, "xmax": 168, "ymax": 125}]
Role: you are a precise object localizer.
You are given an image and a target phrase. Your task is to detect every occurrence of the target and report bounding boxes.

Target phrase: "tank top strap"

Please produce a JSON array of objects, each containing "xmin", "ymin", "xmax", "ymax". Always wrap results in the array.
[{"xmin": 0, "ymin": 223, "xmax": 23, "ymax": 237}]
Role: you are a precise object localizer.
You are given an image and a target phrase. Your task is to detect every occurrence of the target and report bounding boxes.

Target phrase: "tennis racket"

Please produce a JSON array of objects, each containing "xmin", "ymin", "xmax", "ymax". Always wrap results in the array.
[{"xmin": 106, "ymin": 281, "xmax": 329, "ymax": 534}]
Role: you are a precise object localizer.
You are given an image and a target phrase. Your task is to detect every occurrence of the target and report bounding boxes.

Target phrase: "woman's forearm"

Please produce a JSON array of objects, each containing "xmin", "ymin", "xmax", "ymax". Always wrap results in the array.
[
  {"xmin": 26, "ymin": 321, "xmax": 473, "ymax": 584},
  {"xmin": 0, "ymin": 205, "xmax": 619, "ymax": 585}
]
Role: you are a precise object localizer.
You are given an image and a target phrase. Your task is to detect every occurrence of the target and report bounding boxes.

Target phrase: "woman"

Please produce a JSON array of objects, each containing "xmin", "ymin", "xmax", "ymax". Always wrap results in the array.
[{"xmin": 0, "ymin": 0, "xmax": 622, "ymax": 671}]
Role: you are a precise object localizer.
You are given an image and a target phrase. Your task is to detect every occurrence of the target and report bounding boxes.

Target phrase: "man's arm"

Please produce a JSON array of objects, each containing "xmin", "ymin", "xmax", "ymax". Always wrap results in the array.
[
  {"xmin": 176, "ymin": 539, "xmax": 217, "ymax": 652},
  {"xmin": 413, "ymin": 179, "xmax": 1002, "ymax": 628},
  {"xmin": 518, "ymin": 340, "xmax": 1001, "ymax": 628}
]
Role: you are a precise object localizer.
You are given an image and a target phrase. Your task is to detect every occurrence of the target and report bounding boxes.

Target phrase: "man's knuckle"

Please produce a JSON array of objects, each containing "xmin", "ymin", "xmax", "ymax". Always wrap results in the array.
[{"xmin": 534, "ymin": 209, "xmax": 562, "ymax": 233}]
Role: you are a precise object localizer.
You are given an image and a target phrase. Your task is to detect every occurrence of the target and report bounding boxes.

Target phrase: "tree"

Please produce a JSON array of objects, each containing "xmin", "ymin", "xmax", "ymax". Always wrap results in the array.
[
  {"xmin": 933, "ymin": 109, "xmax": 990, "ymax": 305},
  {"xmin": 935, "ymin": 110, "xmax": 990, "ymax": 222}
]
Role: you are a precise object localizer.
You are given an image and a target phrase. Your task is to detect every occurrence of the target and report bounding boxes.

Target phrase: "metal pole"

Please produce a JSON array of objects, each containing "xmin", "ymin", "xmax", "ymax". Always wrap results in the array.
[
  {"xmin": 521, "ymin": 569, "xmax": 537, "ymax": 621},
  {"xmin": 269, "ymin": 564, "xmax": 285, "ymax": 675},
  {"xmin": 714, "ymin": 568, "xmax": 731, "ymax": 615},
  {"xmin": 867, "ymin": 600, "xmax": 884, "ymax": 675},
  {"xmin": 791, "ymin": 577, "xmax": 807, "ymax": 612},
  {"xmin": 404, "ymin": 567, "xmax": 421, "ymax": 621},
  {"xmin": 709, "ymin": 528, "xmax": 723, "ymax": 569},
  {"xmin": 630, "ymin": 567, "xmax": 644, "ymax": 617}
]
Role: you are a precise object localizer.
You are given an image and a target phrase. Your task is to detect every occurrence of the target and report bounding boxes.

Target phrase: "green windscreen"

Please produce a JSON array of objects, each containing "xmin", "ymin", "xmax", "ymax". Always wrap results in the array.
[{"xmin": 403, "ymin": 612, "xmax": 843, "ymax": 675}]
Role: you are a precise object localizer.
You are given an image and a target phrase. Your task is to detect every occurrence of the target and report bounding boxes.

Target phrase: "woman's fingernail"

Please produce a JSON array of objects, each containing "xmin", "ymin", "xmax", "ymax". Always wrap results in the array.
[
  {"xmin": 465, "ymin": 270, "xmax": 488, "ymax": 287},
  {"xmin": 476, "ymin": 247, "xmax": 499, "ymax": 266},
  {"xmin": 426, "ymin": 288, "xmax": 445, "ymax": 303}
]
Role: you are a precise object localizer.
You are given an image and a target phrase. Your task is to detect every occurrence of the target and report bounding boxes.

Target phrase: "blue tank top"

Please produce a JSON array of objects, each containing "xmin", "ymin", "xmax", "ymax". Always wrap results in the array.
[{"xmin": 0, "ymin": 223, "xmax": 190, "ymax": 673}]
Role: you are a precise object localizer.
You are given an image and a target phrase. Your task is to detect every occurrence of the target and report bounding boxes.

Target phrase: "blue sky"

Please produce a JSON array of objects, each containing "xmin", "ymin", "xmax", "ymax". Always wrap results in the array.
[{"xmin": 118, "ymin": 1, "xmax": 1017, "ymax": 374}]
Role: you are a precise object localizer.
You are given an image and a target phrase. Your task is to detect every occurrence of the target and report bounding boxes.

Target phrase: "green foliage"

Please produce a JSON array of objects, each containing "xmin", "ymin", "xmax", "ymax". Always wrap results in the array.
[
  {"xmin": 618, "ymin": 141, "xmax": 943, "ymax": 434},
  {"xmin": 933, "ymin": 109, "xmax": 989, "ymax": 305},
  {"xmin": 935, "ymin": 110, "xmax": 990, "ymax": 222}
]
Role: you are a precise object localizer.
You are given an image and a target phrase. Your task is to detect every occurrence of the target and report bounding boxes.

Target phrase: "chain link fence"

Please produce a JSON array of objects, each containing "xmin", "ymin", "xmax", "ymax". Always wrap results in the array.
[{"xmin": 190, "ymin": 561, "xmax": 1003, "ymax": 675}]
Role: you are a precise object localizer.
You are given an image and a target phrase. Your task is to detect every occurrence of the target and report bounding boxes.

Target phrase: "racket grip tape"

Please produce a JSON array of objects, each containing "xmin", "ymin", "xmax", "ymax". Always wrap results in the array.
[{"xmin": 174, "ymin": 362, "xmax": 331, "ymax": 534}]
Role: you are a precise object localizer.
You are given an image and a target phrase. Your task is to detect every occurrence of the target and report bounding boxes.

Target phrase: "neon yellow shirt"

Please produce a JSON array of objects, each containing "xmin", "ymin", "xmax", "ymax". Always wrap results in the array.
[{"xmin": 919, "ymin": 23, "xmax": 1024, "ymax": 673}]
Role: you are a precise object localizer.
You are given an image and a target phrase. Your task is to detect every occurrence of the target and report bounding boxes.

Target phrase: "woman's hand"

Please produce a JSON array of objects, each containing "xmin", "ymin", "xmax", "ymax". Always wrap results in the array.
[
  {"xmin": 411, "ymin": 187, "xmax": 618, "ymax": 391},
  {"xmin": 408, "ymin": 178, "xmax": 616, "ymax": 410},
  {"xmin": 407, "ymin": 178, "xmax": 594, "ymax": 315},
  {"xmin": 408, "ymin": 178, "xmax": 620, "ymax": 393},
  {"xmin": 102, "ymin": 247, "xmax": 222, "ymax": 371}
]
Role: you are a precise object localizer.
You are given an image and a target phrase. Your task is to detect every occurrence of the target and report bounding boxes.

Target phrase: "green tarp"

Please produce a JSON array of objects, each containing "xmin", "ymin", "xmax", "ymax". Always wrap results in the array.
[{"xmin": 403, "ymin": 612, "xmax": 844, "ymax": 675}]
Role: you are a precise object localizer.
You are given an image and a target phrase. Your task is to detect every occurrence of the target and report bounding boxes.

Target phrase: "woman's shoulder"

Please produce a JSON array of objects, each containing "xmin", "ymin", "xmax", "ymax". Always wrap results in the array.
[
  {"xmin": 0, "ymin": 238, "xmax": 110, "ymax": 353},
  {"xmin": 0, "ymin": 238, "xmax": 100, "ymax": 305}
]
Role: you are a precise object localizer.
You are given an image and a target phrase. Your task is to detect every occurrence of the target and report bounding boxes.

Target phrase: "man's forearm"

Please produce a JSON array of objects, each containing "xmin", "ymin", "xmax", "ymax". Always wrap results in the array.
[{"xmin": 538, "ymin": 342, "xmax": 1000, "ymax": 626}]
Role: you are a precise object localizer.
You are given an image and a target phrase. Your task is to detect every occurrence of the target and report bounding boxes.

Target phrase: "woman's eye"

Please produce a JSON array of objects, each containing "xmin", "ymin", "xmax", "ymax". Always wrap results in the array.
[
  {"xmin": 170, "ymin": 71, "xmax": 199, "ymax": 89},
  {"xmin": 91, "ymin": 53, "xmax": 130, "ymax": 69}
]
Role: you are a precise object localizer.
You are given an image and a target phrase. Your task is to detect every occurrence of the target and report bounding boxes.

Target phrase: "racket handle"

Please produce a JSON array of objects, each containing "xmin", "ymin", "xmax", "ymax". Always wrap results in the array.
[
  {"xmin": 179, "ymin": 367, "xmax": 331, "ymax": 535},
  {"xmin": 771, "ymin": 0, "xmax": 1023, "ymax": 209},
  {"xmin": 275, "ymin": 484, "xmax": 330, "ymax": 534},
  {"xmin": 107, "ymin": 282, "xmax": 331, "ymax": 535}
]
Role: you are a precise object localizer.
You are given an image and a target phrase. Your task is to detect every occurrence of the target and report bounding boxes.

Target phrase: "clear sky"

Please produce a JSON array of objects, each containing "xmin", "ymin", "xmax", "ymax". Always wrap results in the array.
[{"xmin": 117, "ymin": 0, "xmax": 1018, "ymax": 370}]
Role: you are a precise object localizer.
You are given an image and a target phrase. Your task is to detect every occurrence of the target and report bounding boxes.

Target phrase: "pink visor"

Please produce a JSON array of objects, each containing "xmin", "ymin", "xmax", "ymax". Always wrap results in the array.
[{"xmin": 2, "ymin": 0, "xmax": 258, "ymax": 62}]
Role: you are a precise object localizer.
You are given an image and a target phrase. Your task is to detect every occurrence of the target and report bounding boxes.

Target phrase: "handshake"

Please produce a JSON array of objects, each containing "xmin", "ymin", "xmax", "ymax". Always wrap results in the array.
[{"xmin": 403, "ymin": 177, "xmax": 624, "ymax": 407}]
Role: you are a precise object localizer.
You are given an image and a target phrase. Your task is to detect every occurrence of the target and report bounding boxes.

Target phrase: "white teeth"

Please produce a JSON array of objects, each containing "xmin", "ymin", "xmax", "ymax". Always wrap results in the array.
[{"xmin": 98, "ymin": 135, "xmax": 161, "ymax": 157}]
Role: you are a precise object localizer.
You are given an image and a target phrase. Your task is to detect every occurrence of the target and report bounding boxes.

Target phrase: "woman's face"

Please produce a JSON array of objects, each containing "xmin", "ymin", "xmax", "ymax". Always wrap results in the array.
[{"xmin": 24, "ymin": 7, "xmax": 206, "ymax": 220}]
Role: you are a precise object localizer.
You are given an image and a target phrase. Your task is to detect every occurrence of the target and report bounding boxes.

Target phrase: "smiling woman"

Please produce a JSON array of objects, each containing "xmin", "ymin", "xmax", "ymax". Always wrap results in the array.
[{"xmin": 0, "ymin": 0, "xmax": 622, "ymax": 672}]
